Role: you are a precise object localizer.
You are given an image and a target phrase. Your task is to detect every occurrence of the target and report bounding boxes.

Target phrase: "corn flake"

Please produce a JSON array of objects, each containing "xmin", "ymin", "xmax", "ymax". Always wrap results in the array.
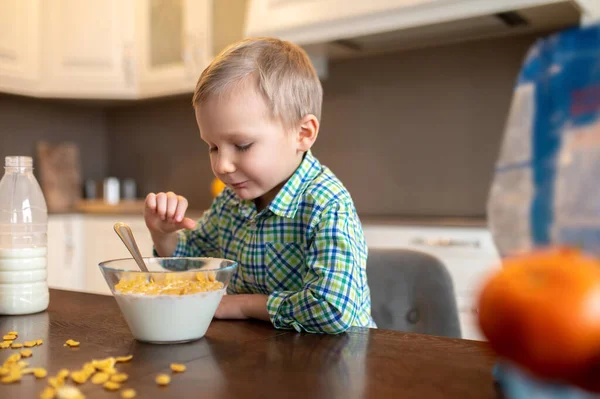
[
  {"xmin": 1, "ymin": 370, "xmax": 21, "ymax": 384},
  {"xmin": 155, "ymin": 373, "xmax": 170, "ymax": 386},
  {"xmin": 56, "ymin": 385, "xmax": 84, "ymax": 399},
  {"xmin": 7, "ymin": 331, "xmax": 17, "ymax": 336},
  {"xmin": 81, "ymin": 363, "xmax": 95, "ymax": 377},
  {"xmin": 121, "ymin": 389, "xmax": 136, "ymax": 399},
  {"xmin": 11, "ymin": 342, "xmax": 23, "ymax": 349},
  {"xmin": 36, "ymin": 339, "xmax": 43, "ymax": 346},
  {"xmin": 3, "ymin": 334, "xmax": 16, "ymax": 341},
  {"xmin": 91, "ymin": 372, "xmax": 109, "ymax": 385},
  {"xmin": 5, "ymin": 353, "xmax": 21, "ymax": 365},
  {"xmin": 92, "ymin": 357, "xmax": 115, "ymax": 371},
  {"xmin": 103, "ymin": 381, "xmax": 121, "ymax": 391},
  {"xmin": 57, "ymin": 369, "xmax": 70, "ymax": 382},
  {"xmin": 170, "ymin": 363, "xmax": 186, "ymax": 373},
  {"xmin": 110, "ymin": 373, "xmax": 128, "ymax": 383},
  {"xmin": 20, "ymin": 349, "xmax": 33, "ymax": 357},
  {"xmin": 39, "ymin": 387, "xmax": 56, "ymax": 399},
  {"xmin": 34, "ymin": 368, "xmax": 48, "ymax": 379},
  {"xmin": 0, "ymin": 342, "xmax": 10, "ymax": 349},
  {"xmin": 69, "ymin": 371, "xmax": 88, "ymax": 385},
  {"xmin": 48, "ymin": 376, "xmax": 63, "ymax": 389},
  {"xmin": 63, "ymin": 340, "xmax": 80, "ymax": 348},
  {"xmin": 115, "ymin": 272, "xmax": 223, "ymax": 296},
  {"xmin": 115, "ymin": 355, "xmax": 133, "ymax": 363},
  {"xmin": 24, "ymin": 341, "xmax": 37, "ymax": 348}
]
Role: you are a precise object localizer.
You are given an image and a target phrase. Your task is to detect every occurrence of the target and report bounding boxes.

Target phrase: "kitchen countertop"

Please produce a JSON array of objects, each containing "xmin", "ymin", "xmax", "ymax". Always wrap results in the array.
[
  {"xmin": 0, "ymin": 289, "xmax": 499, "ymax": 398},
  {"xmin": 359, "ymin": 215, "xmax": 488, "ymax": 228},
  {"xmin": 51, "ymin": 205, "xmax": 488, "ymax": 228}
]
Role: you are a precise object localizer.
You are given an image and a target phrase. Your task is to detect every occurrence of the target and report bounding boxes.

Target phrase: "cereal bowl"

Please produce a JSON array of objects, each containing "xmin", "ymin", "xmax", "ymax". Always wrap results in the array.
[{"xmin": 99, "ymin": 257, "xmax": 237, "ymax": 344}]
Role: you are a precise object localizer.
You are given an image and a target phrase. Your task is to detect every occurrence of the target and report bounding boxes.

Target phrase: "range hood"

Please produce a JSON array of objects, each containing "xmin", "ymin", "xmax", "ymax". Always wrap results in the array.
[{"xmin": 246, "ymin": 0, "xmax": 599, "ymax": 65}]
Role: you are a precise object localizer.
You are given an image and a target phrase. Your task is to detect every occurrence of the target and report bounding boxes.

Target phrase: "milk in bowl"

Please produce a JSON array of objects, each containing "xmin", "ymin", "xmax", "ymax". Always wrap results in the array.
[{"xmin": 99, "ymin": 257, "xmax": 237, "ymax": 344}]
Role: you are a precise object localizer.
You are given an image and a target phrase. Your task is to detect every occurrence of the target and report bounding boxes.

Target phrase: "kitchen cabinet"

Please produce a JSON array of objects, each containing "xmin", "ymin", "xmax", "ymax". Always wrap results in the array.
[
  {"xmin": 81, "ymin": 215, "xmax": 153, "ymax": 295},
  {"xmin": 0, "ymin": 0, "xmax": 41, "ymax": 96},
  {"xmin": 0, "ymin": 0, "xmax": 213, "ymax": 99},
  {"xmin": 43, "ymin": 0, "xmax": 135, "ymax": 98},
  {"xmin": 47, "ymin": 214, "xmax": 153, "ymax": 295},
  {"xmin": 47, "ymin": 214, "xmax": 86, "ymax": 292},
  {"xmin": 246, "ymin": 0, "xmax": 594, "ymax": 57},
  {"xmin": 135, "ymin": 0, "xmax": 212, "ymax": 98},
  {"xmin": 363, "ymin": 224, "xmax": 501, "ymax": 340}
]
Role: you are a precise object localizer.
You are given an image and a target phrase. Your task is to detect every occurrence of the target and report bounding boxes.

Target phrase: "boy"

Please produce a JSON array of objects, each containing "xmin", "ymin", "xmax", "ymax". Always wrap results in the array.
[{"xmin": 145, "ymin": 37, "xmax": 374, "ymax": 334}]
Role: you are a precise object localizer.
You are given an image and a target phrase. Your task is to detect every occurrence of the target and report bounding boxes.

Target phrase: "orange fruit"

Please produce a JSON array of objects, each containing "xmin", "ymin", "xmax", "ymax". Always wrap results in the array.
[
  {"xmin": 210, "ymin": 178, "xmax": 226, "ymax": 198},
  {"xmin": 478, "ymin": 247, "xmax": 600, "ymax": 386}
]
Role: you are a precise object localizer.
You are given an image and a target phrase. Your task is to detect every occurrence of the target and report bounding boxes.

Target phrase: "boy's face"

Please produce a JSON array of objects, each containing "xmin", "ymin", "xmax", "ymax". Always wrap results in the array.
[{"xmin": 195, "ymin": 81, "xmax": 307, "ymax": 209}]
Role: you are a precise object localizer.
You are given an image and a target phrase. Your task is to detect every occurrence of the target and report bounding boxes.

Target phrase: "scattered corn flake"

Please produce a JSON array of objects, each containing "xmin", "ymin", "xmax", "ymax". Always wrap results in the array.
[
  {"xmin": 3, "ymin": 334, "xmax": 16, "ymax": 341},
  {"xmin": 57, "ymin": 369, "xmax": 70, "ymax": 383},
  {"xmin": 11, "ymin": 343, "xmax": 23, "ymax": 349},
  {"xmin": 39, "ymin": 386, "xmax": 56, "ymax": 399},
  {"xmin": 121, "ymin": 389, "xmax": 136, "ymax": 399},
  {"xmin": 81, "ymin": 363, "xmax": 95, "ymax": 377},
  {"xmin": 1, "ymin": 370, "xmax": 22, "ymax": 384},
  {"xmin": 91, "ymin": 372, "xmax": 109, "ymax": 385},
  {"xmin": 115, "ymin": 355, "xmax": 133, "ymax": 363},
  {"xmin": 155, "ymin": 373, "xmax": 170, "ymax": 386},
  {"xmin": 69, "ymin": 371, "xmax": 88, "ymax": 385},
  {"xmin": 0, "ymin": 341, "xmax": 11, "ymax": 349},
  {"xmin": 48, "ymin": 376, "xmax": 63, "ymax": 389},
  {"xmin": 63, "ymin": 340, "xmax": 80, "ymax": 348},
  {"xmin": 5, "ymin": 353, "xmax": 21, "ymax": 364},
  {"xmin": 92, "ymin": 357, "xmax": 115, "ymax": 371},
  {"xmin": 20, "ymin": 349, "xmax": 33, "ymax": 358},
  {"xmin": 110, "ymin": 373, "xmax": 128, "ymax": 383},
  {"xmin": 103, "ymin": 381, "xmax": 120, "ymax": 391},
  {"xmin": 7, "ymin": 331, "xmax": 17, "ymax": 336},
  {"xmin": 104, "ymin": 367, "xmax": 117, "ymax": 376},
  {"xmin": 21, "ymin": 368, "xmax": 35, "ymax": 375},
  {"xmin": 0, "ymin": 367, "xmax": 9, "ymax": 376},
  {"xmin": 55, "ymin": 385, "xmax": 84, "ymax": 399},
  {"xmin": 34, "ymin": 368, "xmax": 48, "ymax": 379},
  {"xmin": 24, "ymin": 341, "xmax": 37, "ymax": 348},
  {"xmin": 36, "ymin": 339, "xmax": 43, "ymax": 346},
  {"xmin": 170, "ymin": 363, "xmax": 186, "ymax": 373},
  {"xmin": 18, "ymin": 361, "xmax": 29, "ymax": 368}
]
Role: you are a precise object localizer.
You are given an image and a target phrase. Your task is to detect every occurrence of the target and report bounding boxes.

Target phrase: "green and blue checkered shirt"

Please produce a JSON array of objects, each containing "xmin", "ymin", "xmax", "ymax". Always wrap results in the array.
[{"xmin": 171, "ymin": 151, "xmax": 374, "ymax": 333}]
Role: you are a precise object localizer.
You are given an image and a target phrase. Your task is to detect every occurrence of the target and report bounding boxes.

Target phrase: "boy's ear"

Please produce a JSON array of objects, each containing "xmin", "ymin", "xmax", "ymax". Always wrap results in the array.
[{"xmin": 296, "ymin": 114, "xmax": 319, "ymax": 152}]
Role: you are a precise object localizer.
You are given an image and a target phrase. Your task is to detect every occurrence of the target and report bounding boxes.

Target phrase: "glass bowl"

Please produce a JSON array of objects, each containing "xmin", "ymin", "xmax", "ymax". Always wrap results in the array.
[{"xmin": 99, "ymin": 257, "xmax": 237, "ymax": 344}]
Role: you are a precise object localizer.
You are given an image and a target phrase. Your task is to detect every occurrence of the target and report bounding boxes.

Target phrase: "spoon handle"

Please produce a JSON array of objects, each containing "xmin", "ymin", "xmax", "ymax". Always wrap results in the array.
[{"xmin": 113, "ymin": 222, "xmax": 150, "ymax": 273}]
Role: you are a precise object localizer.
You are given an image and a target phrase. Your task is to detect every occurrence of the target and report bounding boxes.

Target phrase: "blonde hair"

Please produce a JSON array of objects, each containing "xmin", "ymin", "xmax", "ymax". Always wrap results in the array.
[{"xmin": 192, "ymin": 37, "xmax": 322, "ymax": 129}]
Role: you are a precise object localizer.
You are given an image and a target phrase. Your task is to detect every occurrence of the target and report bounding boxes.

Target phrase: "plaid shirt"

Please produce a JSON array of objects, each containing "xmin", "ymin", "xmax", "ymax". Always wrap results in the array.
[{"xmin": 170, "ymin": 151, "xmax": 374, "ymax": 333}]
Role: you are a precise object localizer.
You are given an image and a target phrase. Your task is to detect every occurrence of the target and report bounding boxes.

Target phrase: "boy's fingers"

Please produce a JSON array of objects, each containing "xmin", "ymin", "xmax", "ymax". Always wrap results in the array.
[
  {"xmin": 145, "ymin": 193, "xmax": 157, "ymax": 210},
  {"xmin": 180, "ymin": 217, "xmax": 196, "ymax": 230},
  {"xmin": 166, "ymin": 192, "xmax": 178, "ymax": 220},
  {"xmin": 174, "ymin": 196, "xmax": 188, "ymax": 222},
  {"xmin": 156, "ymin": 192, "xmax": 167, "ymax": 220}
]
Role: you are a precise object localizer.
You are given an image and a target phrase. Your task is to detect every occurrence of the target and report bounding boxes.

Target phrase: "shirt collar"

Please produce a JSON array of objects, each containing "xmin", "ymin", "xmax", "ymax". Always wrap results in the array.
[
  {"xmin": 267, "ymin": 150, "xmax": 321, "ymax": 219},
  {"xmin": 235, "ymin": 151, "xmax": 321, "ymax": 219}
]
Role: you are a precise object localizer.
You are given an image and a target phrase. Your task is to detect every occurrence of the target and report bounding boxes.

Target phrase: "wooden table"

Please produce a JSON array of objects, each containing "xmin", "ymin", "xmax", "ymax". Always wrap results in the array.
[{"xmin": 0, "ymin": 290, "xmax": 498, "ymax": 398}]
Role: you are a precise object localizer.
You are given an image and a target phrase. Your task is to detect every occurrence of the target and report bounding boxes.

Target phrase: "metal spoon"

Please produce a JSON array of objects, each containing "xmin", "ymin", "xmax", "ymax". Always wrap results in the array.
[{"xmin": 113, "ymin": 222, "xmax": 150, "ymax": 273}]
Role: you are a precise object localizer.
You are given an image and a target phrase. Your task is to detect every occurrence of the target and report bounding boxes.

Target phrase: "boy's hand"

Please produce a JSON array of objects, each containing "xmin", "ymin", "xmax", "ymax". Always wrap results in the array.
[
  {"xmin": 214, "ymin": 295, "xmax": 248, "ymax": 320},
  {"xmin": 145, "ymin": 192, "xmax": 197, "ymax": 235},
  {"xmin": 214, "ymin": 295, "xmax": 270, "ymax": 321}
]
